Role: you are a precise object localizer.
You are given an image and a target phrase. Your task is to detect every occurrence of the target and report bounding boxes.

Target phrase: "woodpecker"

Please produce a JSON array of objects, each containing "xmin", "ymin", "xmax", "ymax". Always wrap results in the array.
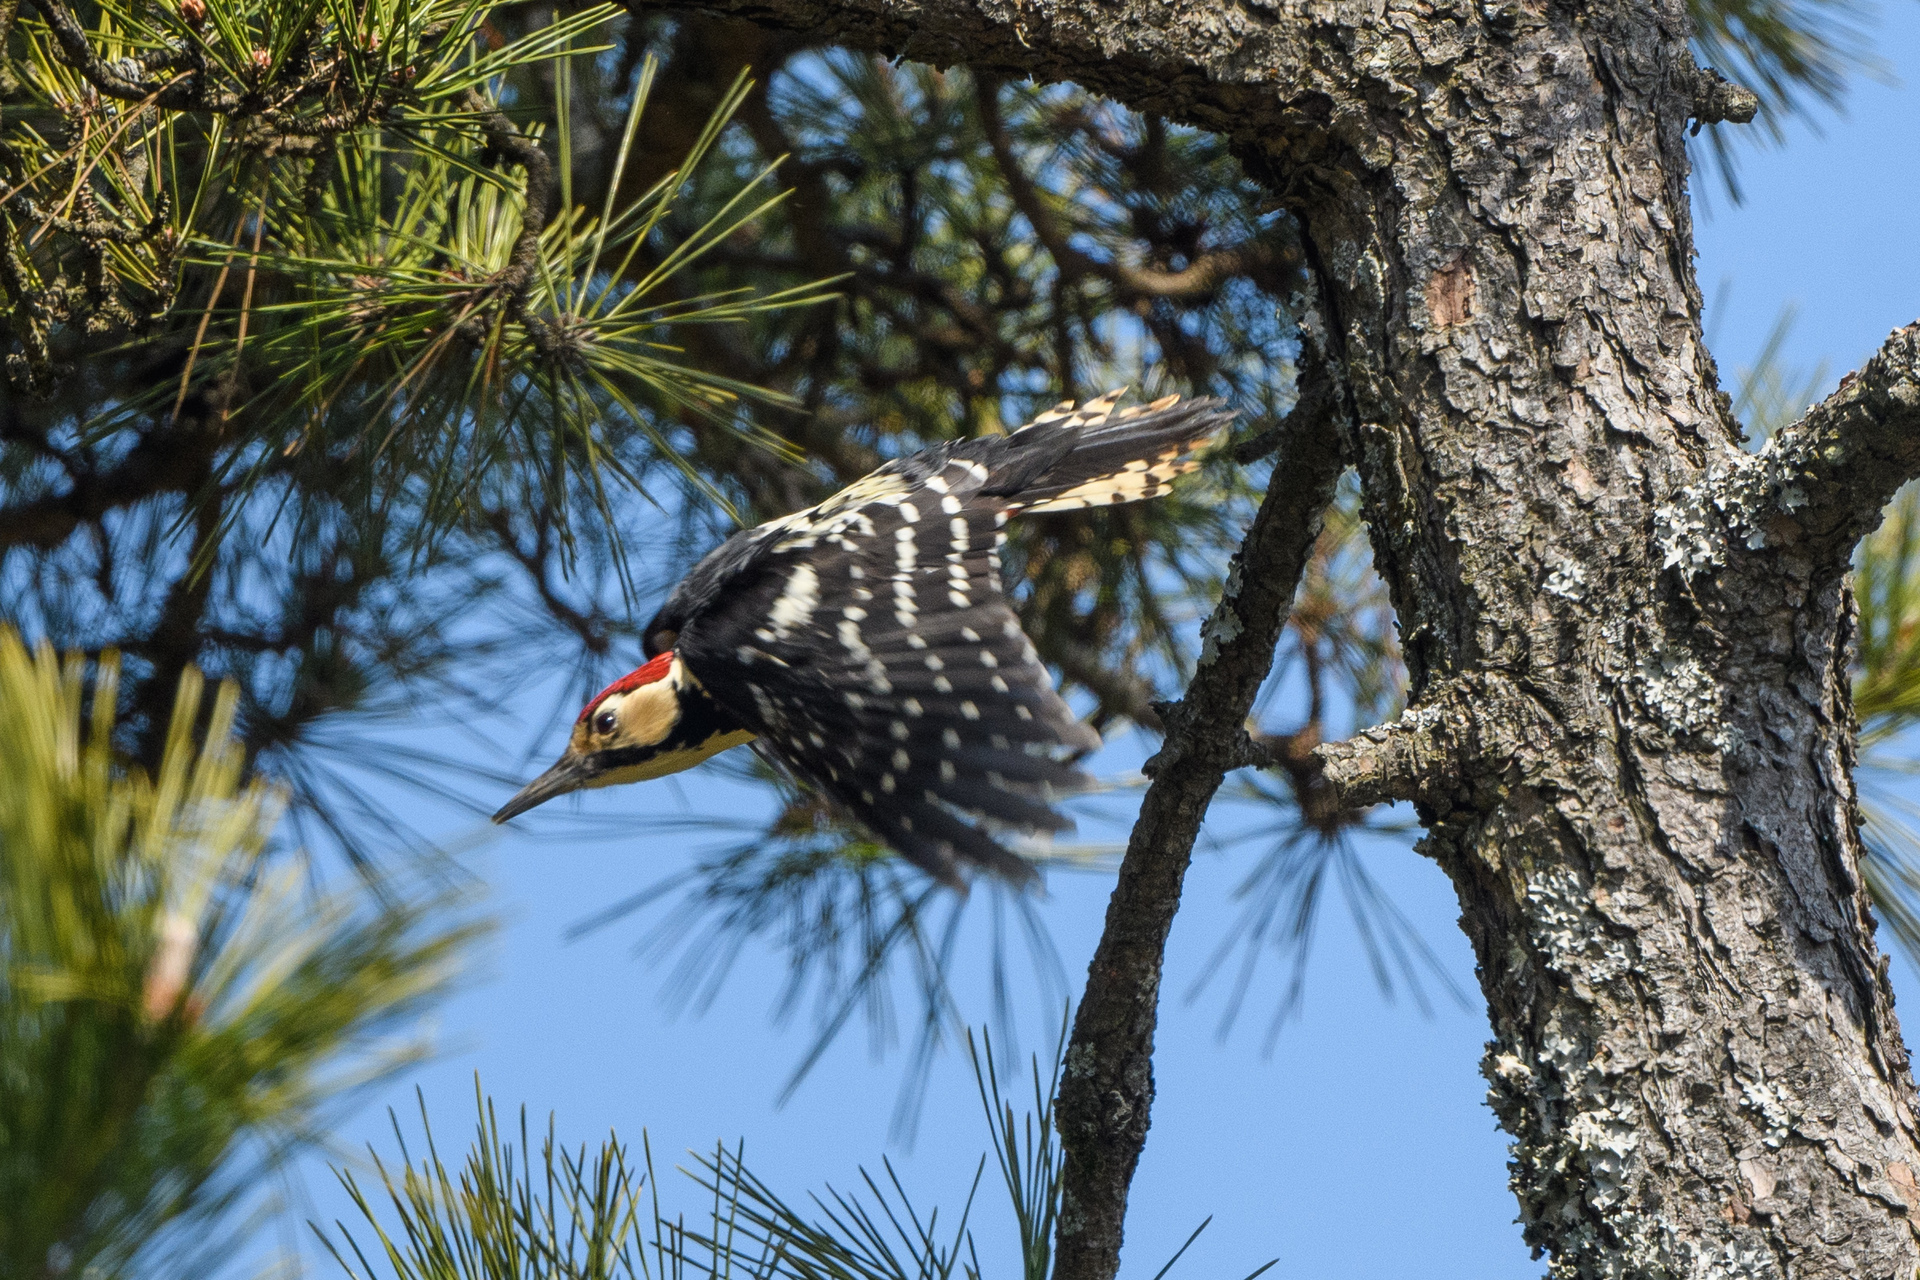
[{"xmin": 493, "ymin": 390, "xmax": 1234, "ymax": 885}]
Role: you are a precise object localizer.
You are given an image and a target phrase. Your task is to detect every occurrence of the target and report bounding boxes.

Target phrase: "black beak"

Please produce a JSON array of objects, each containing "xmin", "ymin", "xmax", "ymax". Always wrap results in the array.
[{"xmin": 493, "ymin": 755, "xmax": 595, "ymax": 823}]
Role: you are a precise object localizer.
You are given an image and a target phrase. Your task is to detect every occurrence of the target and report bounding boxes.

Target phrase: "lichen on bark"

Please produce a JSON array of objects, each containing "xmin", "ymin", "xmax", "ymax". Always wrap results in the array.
[{"xmin": 662, "ymin": 0, "xmax": 1920, "ymax": 1276}]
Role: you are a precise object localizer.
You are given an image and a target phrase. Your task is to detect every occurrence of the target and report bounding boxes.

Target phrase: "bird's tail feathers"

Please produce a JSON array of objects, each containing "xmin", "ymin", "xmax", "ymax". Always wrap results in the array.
[{"xmin": 1011, "ymin": 392, "xmax": 1235, "ymax": 515}]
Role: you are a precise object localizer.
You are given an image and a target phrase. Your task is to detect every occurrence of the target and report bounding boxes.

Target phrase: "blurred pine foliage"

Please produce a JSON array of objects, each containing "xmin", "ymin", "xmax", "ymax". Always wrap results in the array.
[{"xmin": 0, "ymin": 630, "xmax": 482, "ymax": 1276}]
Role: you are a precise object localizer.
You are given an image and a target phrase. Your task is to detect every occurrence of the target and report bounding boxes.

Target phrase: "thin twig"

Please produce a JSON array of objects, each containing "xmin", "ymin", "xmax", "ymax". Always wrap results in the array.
[
  {"xmin": 976, "ymin": 77, "xmax": 1280, "ymax": 302},
  {"xmin": 169, "ymin": 215, "xmax": 248, "ymax": 426}
]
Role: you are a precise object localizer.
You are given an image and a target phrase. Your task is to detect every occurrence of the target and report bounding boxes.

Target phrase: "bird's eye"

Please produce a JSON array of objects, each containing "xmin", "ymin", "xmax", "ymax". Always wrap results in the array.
[{"xmin": 594, "ymin": 710, "xmax": 618, "ymax": 735}]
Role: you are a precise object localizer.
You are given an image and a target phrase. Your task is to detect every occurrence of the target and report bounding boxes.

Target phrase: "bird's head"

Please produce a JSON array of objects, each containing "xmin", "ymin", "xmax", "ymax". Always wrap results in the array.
[{"xmin": 492, "ymin": 651, "xmax": 754, "ymax": 822}]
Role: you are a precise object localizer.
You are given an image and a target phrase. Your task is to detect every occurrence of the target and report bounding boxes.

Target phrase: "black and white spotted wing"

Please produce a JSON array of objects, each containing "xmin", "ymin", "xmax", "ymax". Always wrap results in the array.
[{"xmin": 653, "ymin": 391, "xmax": 1233, "ymax": 885}]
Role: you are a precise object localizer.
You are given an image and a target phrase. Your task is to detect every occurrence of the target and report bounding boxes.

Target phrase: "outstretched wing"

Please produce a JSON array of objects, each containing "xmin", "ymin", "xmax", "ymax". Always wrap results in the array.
[
  {"xmin": 677, "ymin": 474, "xmax": 1093, "ymax": 885},
  {"xmin": 673, "ymin": 391, "xmax": 1232, "ymax": 885}
]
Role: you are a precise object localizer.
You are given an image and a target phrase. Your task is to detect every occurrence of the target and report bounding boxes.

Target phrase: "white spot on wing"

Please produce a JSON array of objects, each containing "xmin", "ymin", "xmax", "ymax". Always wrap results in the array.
[{"xmin": 769, "ymin": 563, "xmax": 820, "ymax": 640}]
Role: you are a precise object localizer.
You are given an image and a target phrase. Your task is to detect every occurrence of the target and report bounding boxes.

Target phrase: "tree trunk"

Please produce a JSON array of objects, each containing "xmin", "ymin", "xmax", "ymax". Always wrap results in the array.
[{"xmin": 668, "ymin": 0, "xmax": 1920, "ymax": 1273}]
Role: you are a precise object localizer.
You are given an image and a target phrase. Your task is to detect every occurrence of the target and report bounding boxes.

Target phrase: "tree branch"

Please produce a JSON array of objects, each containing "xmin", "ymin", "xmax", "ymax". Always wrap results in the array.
[
  {"xmin": 1052, "ymin": 361, "xmax": 1347, "ymax": 1280},
  {"xmin": 0, "ymin": 423, "xmax": 214, "ymax": 550},
  {"xmin": 1742, "ymin": 320, "xmax": 1920, "ymax": 563},
  {"xmin": 27, "ymin": 0, "xmax": 220, "ymax": 109},
  {"xmin": 1687, "ymin": 66, "xmax": 1759, "ymax": 125},
  {"xmin": 975, "ymin": 78, "xmax": 1279, "ymax": 302},
  {"xmin": 469, "ymin": 92, "xmax": 559, "ymax": 352},
  {"xmin": 665, "ymin": 0, "xmax": 1322, "ymax": 156},
  {"xmin": 1050, "ymin": 637, "xmax": 1165, "ymax": 732},
  {"xmin": 1308, "ymin": 672, "xmax": 1549, "ymax": 810}
]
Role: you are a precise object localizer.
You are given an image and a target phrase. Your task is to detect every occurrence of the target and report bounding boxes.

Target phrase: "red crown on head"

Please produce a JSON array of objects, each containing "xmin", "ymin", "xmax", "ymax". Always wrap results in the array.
[{"xmin": 578, "ymin": 651, "xmax": 673, "ymax": 723}]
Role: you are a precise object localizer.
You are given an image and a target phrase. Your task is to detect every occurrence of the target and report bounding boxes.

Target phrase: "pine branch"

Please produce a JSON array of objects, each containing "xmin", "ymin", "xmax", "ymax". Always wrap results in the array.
[
  {"xmin": 976, "ymin": 78, "xmax": 1281, "ymax": 303},
  {"xmin": 467, "ymin": 91, "xmax": 561, "ymax": 355},
  {"xmin": 25, "ymin": 0, "xmax": 227, "ymax": 110}
]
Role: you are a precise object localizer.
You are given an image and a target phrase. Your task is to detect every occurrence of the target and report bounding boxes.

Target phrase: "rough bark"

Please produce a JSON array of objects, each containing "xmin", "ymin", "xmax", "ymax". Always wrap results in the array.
[{"xmin": 658, "ymin": 0, "xmax": 1920, "ymax": 1275}]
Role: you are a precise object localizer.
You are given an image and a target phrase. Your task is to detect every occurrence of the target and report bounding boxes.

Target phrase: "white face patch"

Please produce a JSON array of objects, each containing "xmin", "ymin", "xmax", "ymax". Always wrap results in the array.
[{"xmin": 769, "ymin": 562, "xmax": 821, "ymax": 640}]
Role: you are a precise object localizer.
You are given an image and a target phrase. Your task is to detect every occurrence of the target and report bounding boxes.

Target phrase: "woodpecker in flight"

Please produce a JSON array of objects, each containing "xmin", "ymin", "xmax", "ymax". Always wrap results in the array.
[{"xmin": 493, "ymin": 390, "xmax": 1233, "ymax": 885}]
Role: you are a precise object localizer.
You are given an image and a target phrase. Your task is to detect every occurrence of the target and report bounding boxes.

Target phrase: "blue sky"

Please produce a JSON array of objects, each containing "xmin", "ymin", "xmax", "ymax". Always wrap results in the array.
[{"xmin": 266, "ymin": 12, "xmax": 1920, "ymax": 1280}]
